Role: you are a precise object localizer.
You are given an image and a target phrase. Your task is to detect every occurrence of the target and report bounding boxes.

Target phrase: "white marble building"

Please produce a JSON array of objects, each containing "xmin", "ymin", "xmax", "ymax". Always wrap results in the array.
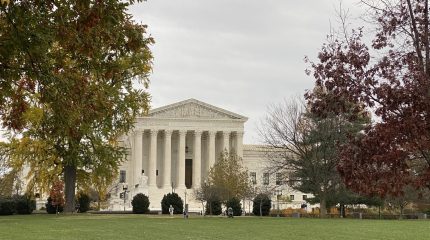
[{"xmin": 109, "ymin": 99, "xmax": 314, "ymax": 212}]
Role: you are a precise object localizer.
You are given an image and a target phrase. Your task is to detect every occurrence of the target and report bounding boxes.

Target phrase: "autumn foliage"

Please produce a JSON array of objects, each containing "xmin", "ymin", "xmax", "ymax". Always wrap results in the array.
[
  {"xmin": 1, "ymin": 0, "xmax": 153, "ymax": 212},
  {"xmin": 306, "ymin": 0, "xmax": 430, "ymax": 197}
]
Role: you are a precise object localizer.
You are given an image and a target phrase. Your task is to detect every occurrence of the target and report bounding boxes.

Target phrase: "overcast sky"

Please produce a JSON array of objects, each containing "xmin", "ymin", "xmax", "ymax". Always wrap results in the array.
[
  {"xmin": 128, "ymin": 0, "xmax": 364, "ymax": 144},
  {"xmin": 128, "ymin": 0, "xmax": 366, "ymax": 144}
]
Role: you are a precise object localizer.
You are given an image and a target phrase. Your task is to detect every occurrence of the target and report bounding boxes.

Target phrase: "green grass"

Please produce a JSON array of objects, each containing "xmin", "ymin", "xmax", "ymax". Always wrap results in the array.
[{"xmin": 0, "ymin": 214, "xmax": 429, "ymax": 240}]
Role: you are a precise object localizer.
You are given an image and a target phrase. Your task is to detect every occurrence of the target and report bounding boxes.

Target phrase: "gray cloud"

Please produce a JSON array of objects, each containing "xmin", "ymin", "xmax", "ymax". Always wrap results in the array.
[{"xmin": 129, "ymin": 0, "xmax": 364, "ymax": 143}]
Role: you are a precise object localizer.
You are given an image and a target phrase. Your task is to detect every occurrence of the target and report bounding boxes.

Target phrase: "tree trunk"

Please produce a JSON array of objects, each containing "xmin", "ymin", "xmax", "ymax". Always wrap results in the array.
[
  {"xmin": 260, "ymin": 200, "xmax": 263, "ymax": 217},
  {"xmin": 64, "ymin": 165, "xmax": 77, "ymax": 213},
  {"xmin": 320, "ymin": 198, "xmax": 327, "ymax": 218}
]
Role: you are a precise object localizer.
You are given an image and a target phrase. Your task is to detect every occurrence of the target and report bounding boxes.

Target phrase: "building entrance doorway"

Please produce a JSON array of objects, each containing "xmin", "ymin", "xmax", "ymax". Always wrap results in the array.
[{"xmin": 185, "ymin": 159, "xmax": 193, "ymax": 189}]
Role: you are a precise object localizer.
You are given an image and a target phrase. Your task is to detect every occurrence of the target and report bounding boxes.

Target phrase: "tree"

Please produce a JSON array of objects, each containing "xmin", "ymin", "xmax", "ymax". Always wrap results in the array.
[
  {"xmin": 193, "ymin": 182, "xmax": 222, "ymax": 215},
  {"xmin": 259, "ymin": 98, "xmax": 368, "ymax": 217},
  {"xmin": 252, "ymin": 193, "xmax": 271, "ymax": 216},
  {"xmin": 0, "ymin": 142, "xmax": 13, "ymax": 197},
  {"xmin": 76, "ymin": 192, "xmax": 91, "ymax": 213},
  {"xmin": 205, "ymin": 197, "xmax": 222, "ymax": 215},
  {"xmin": 305, "ymin": 0, "xmax": 430, "ymax": 199},
  {"xmin": 161, "ymin": 192, "xmax": 183, "ymax": 214},
  {"xmin": 0, "ymin": 0, "xmax": 153, "ymax": 212},
  {"xmin": 226, "ymin": 197, "xmax": 242, "ymax": 216},
  {"xmin": 131, "ymin": 193, "xmax": 150, "ymax": 214},
  {"xmin": 46, "ymin": 180, "xmax": 65, "ymax": 214},
  {"xmin": 205, "ymin": 152, "xmax": 252, "ymax": 203}
]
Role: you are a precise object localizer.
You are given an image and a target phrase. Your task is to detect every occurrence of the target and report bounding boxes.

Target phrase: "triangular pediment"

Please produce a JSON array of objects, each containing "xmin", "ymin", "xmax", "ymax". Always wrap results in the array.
[{"xmin": 147, "ymin": 99, "xmax": 247, "ymax": 121}]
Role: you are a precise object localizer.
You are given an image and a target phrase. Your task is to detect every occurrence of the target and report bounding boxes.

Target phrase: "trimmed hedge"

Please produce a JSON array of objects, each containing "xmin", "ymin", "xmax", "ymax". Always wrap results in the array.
[
  {"xmin": 14, "ymin": 195, "xmax": 36, "ymax": 215},
  {"xmin": 161, "ymin": 193, "xmax": 183, "ymax": 214},
  {"xmin": 131, "ymin": 193, "xmax": 150, "ymax": 214},
  {"xmin": 0, "ymin": 197, "xmax": 15, "ymax": 215},
  {"xmin": 226, "ymin": 197, "xmax": 242, "ymax": 216}
]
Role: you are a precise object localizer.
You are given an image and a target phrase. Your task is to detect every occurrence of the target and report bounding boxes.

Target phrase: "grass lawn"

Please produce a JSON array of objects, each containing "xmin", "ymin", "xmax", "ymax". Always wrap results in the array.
[{"xmin": 0, "ymin": 214, "xmax": 429, "ymax": 240}]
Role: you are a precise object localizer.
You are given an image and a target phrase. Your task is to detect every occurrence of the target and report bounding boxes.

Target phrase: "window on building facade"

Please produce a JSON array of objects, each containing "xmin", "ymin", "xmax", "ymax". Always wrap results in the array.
[
  {"xmin": 250, "ymin": 172, "xmax": 257, "ymax": 185},
  {"xmin": 263, "ymin": 172, "xmax": 269, "ymax": 185},
  {"xmin": 303, "ymin": 195, "xmax": 307, "ymax": 200},
  {"xmin": 290, "ymin": 194, "xmax": 295, "ymax": 200},
  {"xmin": 119, "ymin": 170, "xmax": 126, "ymax": 183},
  {"xmin": 276, "ymin": 173, "xmax": 283, "ymax": 185}
]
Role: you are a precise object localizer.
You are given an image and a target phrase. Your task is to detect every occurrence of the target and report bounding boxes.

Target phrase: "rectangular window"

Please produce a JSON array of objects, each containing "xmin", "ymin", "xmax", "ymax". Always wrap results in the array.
[
  {"xmin": 263, "ymin": 173, "xmax": 269, "ymax": 185},
  {"xmin": 303, "ymin": 195, "xmax": 307, "ymax": 200},
  {"xmin": 250, "ymin": 172, "xmax": 257, "ymax": 185},
  {"xmin": 290, "ymin": 194, "xmax": 295, "ymax": 201},
  {"xmin": 119, "ymin": 170, "xmax": 126, "ymax": 183},
  {"xmin": 276, "ymin": 173, "xmax": 283, "ymax": 185}
]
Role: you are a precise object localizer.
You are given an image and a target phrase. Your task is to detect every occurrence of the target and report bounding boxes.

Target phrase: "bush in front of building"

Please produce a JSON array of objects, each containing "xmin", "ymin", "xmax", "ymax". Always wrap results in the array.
[
  {"xmin": 132, "ymin": 193, "xmax": 150, "ymax": 214},
  {"xmin": 77, "ymin": 192, "xmax": 91, "ymax": 213},
  {"xmin": 14, "ymin": 194, "xmax": 36, "ymax": 215},
  {"xmin": 161, "ymin": 192, "xmax": 183, "ymax": 214},
  {"xmin": 226, "ymin": 197, "xmax": 242, "ymax": 216},
  {"xmin": 252, "ymin": 193, "xmax": 271, "ymax": 216},
  {"xmin": 205, "ymin": 198, "xmax": 222, "ymax": 215},
  {"xmin": 0, "ymin": 197, "xmax": 15, "ymax": 215},
  {"xmin": 46, "ymin": 197, "xmax": 64, "ymax": 214}
]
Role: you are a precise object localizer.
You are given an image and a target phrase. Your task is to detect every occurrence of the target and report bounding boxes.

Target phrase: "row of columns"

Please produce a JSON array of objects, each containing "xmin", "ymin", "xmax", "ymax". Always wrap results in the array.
[{"xmin": 132, "ymin": 129, "xmax": 244, "ymax": 190}]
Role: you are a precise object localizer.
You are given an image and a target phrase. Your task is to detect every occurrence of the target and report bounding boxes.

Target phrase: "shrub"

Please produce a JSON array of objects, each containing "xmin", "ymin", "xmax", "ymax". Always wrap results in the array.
[
  {"xmin": 252, "ymin": 193, "xmax": 271, "ymax": 216},
  {"xmin": 226, "ymin": 197, "xmax": 242, "ymax": 216},
  {"xmin": 77, "ymin": 193, "xmax": 91, "ymax": 213},
  {"xmin": 46, "ymin": 197, "xmax": 64, "ymax": 214},
  {"xmin": 205, "ymin": 198, "xmax": 222, "ymax": 215},
  {"xmin": 14, "ymin": 195, "xmax": 36, "ymax": 215},
  {"xmin": 132, "ymin": 193, "xmax": 150, "ymax": 214},
  {"xmin": 161, "ymin": 193, "xmax": 183, "ymax": 214},
  {"xmin": 0, "ymin": 197, "xmax": 15, "ymax": 215}
]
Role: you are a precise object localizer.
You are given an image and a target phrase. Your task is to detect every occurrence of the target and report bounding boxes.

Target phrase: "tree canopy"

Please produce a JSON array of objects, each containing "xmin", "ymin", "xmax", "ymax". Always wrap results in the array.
[
  {"xmin": 0, "ymin": 0, "xmax": 153, "ymax": 212},
  {"xmin": 260, "ymin": 98, "xmax": 369, "ymax": 216},
  {"xmin": 306, "ymin": 0, "xmax": 430, "ymax": 198}
]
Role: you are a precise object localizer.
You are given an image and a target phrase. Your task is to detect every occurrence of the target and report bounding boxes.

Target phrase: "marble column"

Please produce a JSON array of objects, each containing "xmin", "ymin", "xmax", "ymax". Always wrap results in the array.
[
  {"xmin": 207, "ymin": 131, "xmax": 216, "ymax": 172},
  {"xmin": 177, "ymin": 130, "xmax": 187, "ymax": 189},
  {"xmin": 134, "ymin": 130, "xmax": 143, "ymax": 185},
  {"xmin": 222, "ymin": 131, "xmax": 230, "ymax": 153},
  {"xmin": 193, "ymin": 130, "xmax": 202, "ymax": 189},
  {"xmin": 236, "ymin": 131, "xmax": 244, "ymax": 158},
  {"xmin": 163, "ymin": 130, "xmax": 172, "ymax": 188},
  {"xmin": 148, "ymin": 129, "xmax": 158, "ymax": 187}
]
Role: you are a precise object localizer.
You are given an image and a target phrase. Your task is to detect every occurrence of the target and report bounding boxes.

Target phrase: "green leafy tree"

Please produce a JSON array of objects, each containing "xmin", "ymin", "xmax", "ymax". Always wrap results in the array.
[
  {"xmin": 0, "ymin": 0, "xmax": 153, "ymax": 212},
  {"xmin": 161, "ymin": 192, "xmax": 183, "ymax": 214},
  {"xmin": 205, "ymin": 197, "xmax": 222, "ymax": 215},
  {"xmin": 76, "ymin": 192, "xmax": 91, "ymax": 213},
  {"xmin": 252, "ymin": 193, "xmax": 271, "ymax": 216},
  {"xmin": 131, "ymin": 193, "xmax": 149, "ymax": 214},
  {"xmin": 226, "ymin": 197, "xmax": 242, "ymax": 216}
]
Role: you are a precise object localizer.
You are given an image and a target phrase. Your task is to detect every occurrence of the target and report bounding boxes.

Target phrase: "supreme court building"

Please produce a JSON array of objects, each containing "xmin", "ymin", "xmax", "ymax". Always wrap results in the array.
[{"xmin": 108, "ymin": 99, "xmax": 312, "ymax": 212}]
